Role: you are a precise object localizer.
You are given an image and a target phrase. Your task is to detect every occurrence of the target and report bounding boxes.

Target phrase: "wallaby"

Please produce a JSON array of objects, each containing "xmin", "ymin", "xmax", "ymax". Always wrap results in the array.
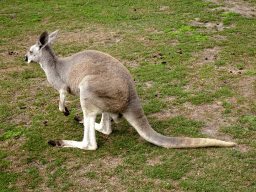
[{"xmin": 24, "ymin": 30, "xmax": 236, "ymax": 150}]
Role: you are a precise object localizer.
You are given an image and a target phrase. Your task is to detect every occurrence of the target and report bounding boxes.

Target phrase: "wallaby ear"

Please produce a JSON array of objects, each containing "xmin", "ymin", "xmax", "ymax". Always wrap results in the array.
[
  {"xmin": 48, "ymin": 29, "xmax": 59, "ymax": 45},
  {"xmin": 38, "ymin": 31, "xmax": 49, "ymax": 50}
]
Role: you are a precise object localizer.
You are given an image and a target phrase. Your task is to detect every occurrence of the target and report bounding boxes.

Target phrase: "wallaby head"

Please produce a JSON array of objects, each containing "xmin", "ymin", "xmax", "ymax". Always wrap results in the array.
[{"xmin": 24, "ymin": 29, "xmax": 59, "ymax": 64}]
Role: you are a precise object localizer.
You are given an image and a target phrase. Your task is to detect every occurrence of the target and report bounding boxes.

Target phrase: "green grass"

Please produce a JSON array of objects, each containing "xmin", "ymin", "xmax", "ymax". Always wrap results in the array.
[{"xmin": 1, "ymin": 0, "xmax": 256, "ymax": 191}]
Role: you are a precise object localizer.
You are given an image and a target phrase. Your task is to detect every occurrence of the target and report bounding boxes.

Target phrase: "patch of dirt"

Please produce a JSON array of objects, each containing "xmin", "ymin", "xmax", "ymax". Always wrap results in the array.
[
  {"xmin": 57, "ymin": 27, "xmax": 123, "ymax": 54},
  {"xmin": 234, "ymin": 75, "xmax": 256, "ymax": 101},
  {"xmin": 122, "ymin": 59, "xmax": 138, "ymax": 68},
  {"xmin": 0, "ymin": 65, "xmax": 32, "ymax": 73},
  {"xmin": 159, "ymin": 6, "xmax": 169, "ymax": 11},
  {"xmin": 103, "ymin": 36, "xmax": 122, "ymax": 48},
  {"xmin": 66, "ymin": 155, "xmax": 123, "ymax": 173},
  {"xmin": 184, "ymin": 102, "xmax": 233, "ymax": 138},
  {"xmin": 211, "ymin": 35, "xmax": 228, "ymax": 42},
  {"xmin": 67, "ymin": 155, "xmax": 125, "ymax": 191},
  {"xmin": 204, "ymin": 0, "xmax": 256, "ymax": 17},
  {"xmin": 192, "ymin": 0, "xmax": 256, "ymax": 35},
  {"xmin": 145, "ymin": 81, "xmax": 154, "ymax": 88},
  {"xmin": 146, "ymin": 155, "xmax": 163, "ymax": 166},
  {"xmin": 145, "ymin": 28, "xmax": 163, "ymax": 34},
  {"xmin": 169, "ymin": 39, "xmax": 180, "ymax": 46},
  {"xmin": 161, "ymin": 96, "xmax": 176, "ymax": 103},
  {"xmin": 193, "ymin": 46, "xmax": 221, "ymax": 66},
  {"xmin": 41, "ymin": 16, "xmax": 52, "ymax": 24},
  {"xmin": 152, "ymin": 52, "xmax": 163, "ymax": 60},
  {"xmin": 191, "ymin": 19, "xmax": 234, "ymax": 32},
  {"xmin": 10, "ymin": 113, "xmax": 32, "ymax": 127},
  {"xmin": 227, "ymin": 66, "xmax": 245, "ymax": 75},
  {"xmin": 186, "ymin": 64, "xmax": 253, "ymax": 93},
  {"xmin": 136, "ymin": 36, "xmax": 151, "ymax": 43},
  {"xmin": 237, "ymin": 144, "xmax": 250, "ymax": 153}
]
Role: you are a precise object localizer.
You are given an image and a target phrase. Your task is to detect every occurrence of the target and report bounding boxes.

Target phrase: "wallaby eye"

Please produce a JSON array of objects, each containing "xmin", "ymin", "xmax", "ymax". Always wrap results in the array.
[{"xmin": 29, "ymin": 51, "xmax": 33, "ymax": 54}]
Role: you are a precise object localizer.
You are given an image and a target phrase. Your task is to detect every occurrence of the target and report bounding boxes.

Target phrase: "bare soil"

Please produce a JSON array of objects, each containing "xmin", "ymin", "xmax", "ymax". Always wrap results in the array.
[
  {"xmin": 193, "ymin": 46, "xmax": 221, "ymax": 66},
  {"xmin": 66, "ymin": 155, "xmax": 125, "ymax": 191},
  {"xmin": 204, "ymin": 0, "xmax": 256, "ymax": 17},
  {"xmin": 191, "ymin": 19, "xmax": 234, "ymax": 32},
  {"xmin": 58, "ymin": 26, "xmax": 123, "ymax": 54}
]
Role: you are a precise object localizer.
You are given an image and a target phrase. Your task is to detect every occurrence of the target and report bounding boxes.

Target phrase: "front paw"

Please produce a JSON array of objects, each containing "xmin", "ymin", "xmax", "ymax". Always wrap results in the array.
[{"xmin": 63, "ymin": 107, "xmax": 70, "ymax": 116}]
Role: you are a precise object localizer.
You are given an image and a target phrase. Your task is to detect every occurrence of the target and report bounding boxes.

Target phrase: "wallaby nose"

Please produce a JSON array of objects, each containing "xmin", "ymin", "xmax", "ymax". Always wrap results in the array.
[{"xmin": 24, "ymin": 55, "xmax": 28, "ymax": 62}]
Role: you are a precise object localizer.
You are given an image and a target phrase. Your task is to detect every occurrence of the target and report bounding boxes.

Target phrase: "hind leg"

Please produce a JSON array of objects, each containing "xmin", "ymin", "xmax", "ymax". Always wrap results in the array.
[
  {"xmin": 49, "ymin": 102, "xmax": 98, "ymax": 150},
  {"xmin": 75, "ymin": 113, "xmax": 112, "ymax": 135},
  {"xmin": 63, "ymin": 110, "xmax": 97, "ymax": 150},
  {"xmin": 95, "ymin": 113, "xmax": 112, "ymax": 135}
]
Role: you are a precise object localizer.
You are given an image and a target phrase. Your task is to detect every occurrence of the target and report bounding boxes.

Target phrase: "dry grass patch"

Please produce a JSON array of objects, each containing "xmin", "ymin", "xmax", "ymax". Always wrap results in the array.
[
  {"xmin": 234, "ymin": 75, "xmax": 256, "ymax": 102},
  {"xmin": 191, "ymin": 19, "xmax": 234, "ymax": 32},
  {"xmin": 67, "ymin": 156, "xmax": 124, "ymax": 190},
  {"xmin": 0, "ymin": 66, "xmax": 32, "ymax": 73},
  {"xmin": 204, "ymin": 0, "xmax": 256, "ymax": 17},
  {"xmin": 193, "ymin": 46, "xmax": 221, "ymax": 66}
]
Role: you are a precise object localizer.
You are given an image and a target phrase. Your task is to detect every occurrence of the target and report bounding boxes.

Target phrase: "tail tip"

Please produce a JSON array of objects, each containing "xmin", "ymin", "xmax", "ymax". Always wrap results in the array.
[{"xmin": 222, "ymin": 141, "xmax": 236, "ymax": 147}]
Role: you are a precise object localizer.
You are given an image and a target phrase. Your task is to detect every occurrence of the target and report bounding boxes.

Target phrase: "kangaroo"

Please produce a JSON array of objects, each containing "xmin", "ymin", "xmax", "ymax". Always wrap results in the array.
[{"xmin": 24, "ymin": 30, "xmax": 236, "ymax": 150}]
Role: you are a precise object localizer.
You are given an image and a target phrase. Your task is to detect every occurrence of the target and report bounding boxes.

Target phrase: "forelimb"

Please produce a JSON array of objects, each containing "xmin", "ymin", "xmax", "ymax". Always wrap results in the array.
[{"xmin": 59, "ymin": 88, "xmax": 70, "ymax": 116}]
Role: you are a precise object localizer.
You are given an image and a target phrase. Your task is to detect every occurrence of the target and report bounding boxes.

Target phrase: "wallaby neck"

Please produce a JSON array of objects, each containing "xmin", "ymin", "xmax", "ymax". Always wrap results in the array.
[
  {"xmin": 39, "ymin": 45, "xmax": 57, "ymax": 67},
  {"xmin": 39, "ymin": 45, "xmax": 67, "ymax": 91}
]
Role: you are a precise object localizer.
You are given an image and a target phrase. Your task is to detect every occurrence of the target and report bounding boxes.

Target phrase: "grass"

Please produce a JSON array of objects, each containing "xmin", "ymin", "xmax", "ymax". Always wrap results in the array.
[{"xmin": 1, "ymin": 0, "xmax": 256, "ymax": 191}]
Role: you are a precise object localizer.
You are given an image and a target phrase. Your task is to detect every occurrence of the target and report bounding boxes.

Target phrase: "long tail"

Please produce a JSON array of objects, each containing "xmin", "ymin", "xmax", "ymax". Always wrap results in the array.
[{"xmin": 122, "ymin": 107, "xmax": 236, "ymax": 148}]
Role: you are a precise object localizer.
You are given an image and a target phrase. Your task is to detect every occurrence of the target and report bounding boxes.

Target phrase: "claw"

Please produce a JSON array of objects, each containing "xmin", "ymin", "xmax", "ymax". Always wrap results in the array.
[
  {"xmin": 63, "ymin": 107, "xmax": 70, "ymax": 116},
  {"xmin": 74, "ymin": 116, "xmax": 83, "ymax": 124},
  {"xmin": 74, "ymin": 116, "xmax": 82, "ymax": 122},
  {"xmin": 48, "ymin": 140, "xmax": 63, "ymax": 147}
]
